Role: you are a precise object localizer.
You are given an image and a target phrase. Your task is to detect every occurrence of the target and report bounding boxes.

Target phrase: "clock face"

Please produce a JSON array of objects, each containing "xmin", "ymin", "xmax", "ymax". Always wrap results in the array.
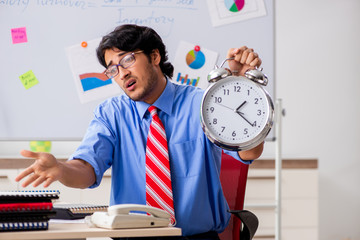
[{"xmin": 201, "ymin": 76, "xmax": 274, "ymax": 151}]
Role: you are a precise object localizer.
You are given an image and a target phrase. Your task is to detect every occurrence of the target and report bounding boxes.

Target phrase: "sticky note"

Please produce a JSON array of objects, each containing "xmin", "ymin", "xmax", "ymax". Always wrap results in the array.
[
  {"xmin": 11, "ymin": 27, "xmax": 28, "ymax": 44},
  {"xmin": 30, "ymin": 141, "xmax": 52, "ymax": 153},
  {"xmin": 19, "ymin": 70, "xmax": 39, "ymax": 89}
]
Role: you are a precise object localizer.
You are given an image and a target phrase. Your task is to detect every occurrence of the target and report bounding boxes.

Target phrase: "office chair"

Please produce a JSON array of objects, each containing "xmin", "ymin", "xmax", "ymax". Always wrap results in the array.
[{"xmin": 219, "ymin": 152, "xmax": 259, "ymax": 240}]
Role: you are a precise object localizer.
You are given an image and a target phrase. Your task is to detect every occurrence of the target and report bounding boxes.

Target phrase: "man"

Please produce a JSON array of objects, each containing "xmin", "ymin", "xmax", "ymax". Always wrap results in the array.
[{"xmin": 16, "ymin": 24, "xmax": 264, "ymax": 239}]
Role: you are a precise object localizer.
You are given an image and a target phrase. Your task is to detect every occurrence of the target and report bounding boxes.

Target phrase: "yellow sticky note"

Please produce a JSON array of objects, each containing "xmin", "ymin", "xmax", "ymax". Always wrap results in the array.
[
  {"xmin": 19, "ymin": 70, "xmax": 39, "ymax": 89},
  {"xmin": 30, "ymin": 141, "xmax": 52, "ymax": 153}
]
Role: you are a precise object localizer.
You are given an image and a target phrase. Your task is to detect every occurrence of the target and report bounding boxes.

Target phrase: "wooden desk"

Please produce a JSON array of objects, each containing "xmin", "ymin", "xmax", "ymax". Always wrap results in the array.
[
  {"xmin": 0, "ymin": 158, "xmax": 318, "ymax": 169},
  {"xmin": 0, "ymin": 222, "xmax": 182, "ymax": 240}
]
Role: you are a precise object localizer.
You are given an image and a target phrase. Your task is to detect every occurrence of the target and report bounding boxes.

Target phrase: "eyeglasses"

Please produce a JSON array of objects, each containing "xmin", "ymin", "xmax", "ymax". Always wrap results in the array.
[{"xmin": 104, "ymin": 50, "xmax": 143, "ymax": 79}]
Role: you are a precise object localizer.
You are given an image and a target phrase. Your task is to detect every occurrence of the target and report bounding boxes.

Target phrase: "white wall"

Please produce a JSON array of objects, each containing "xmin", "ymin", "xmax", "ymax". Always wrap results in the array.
[
  {"xmin": 1, "ymin": 1, "xmax": 359, "ymax": 239},
  {"xmin": 270, "ymin": 0, "xmax": 360, "ymax": 239}
]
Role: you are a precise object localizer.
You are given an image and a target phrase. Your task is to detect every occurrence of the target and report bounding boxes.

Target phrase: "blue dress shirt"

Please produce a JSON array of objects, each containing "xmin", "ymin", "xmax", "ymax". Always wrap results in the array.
[{"xmin": 69, "ymin": 80, "xmax": 251, "ymax": 236}]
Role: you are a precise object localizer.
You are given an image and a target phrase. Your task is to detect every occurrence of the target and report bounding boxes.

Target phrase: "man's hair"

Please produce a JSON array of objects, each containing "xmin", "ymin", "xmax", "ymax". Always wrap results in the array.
[{"xmin": 97, "ymin": 24, "xmax": 174, "ymax": 79}]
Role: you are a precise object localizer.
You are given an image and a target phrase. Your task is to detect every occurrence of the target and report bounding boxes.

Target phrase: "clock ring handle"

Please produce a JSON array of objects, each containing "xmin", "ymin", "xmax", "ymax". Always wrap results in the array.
[
  {"xmin": 219, "ymin": 57, "xmax": 253, "ymax": 76},
  {"xmin": 219, "ymin": 58, "xmax": 268, "ymax": 86},
  {"xmin": 208, "ymin": 58, "xmax": 269, "ymax": 86},
  {"xmin": 219, "ymin": 57, "xmax": 235, "ymax": 68}
]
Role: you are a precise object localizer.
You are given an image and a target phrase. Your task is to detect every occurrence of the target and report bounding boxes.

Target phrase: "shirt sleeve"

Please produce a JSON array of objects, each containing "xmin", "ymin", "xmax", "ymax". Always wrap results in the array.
[
  {"xmin": 223, "ymin": 149, "xmax": 254, "ymax": 164},
  {"xmin": 68, "ymin": 103, "xmax": 116, "ymax": 188}
]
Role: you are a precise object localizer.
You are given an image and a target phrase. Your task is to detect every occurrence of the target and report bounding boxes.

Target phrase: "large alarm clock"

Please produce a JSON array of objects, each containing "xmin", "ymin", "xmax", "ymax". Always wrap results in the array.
[{"xmin": 200, "ymin": 59, "xmax": 274, "ymax": 151}]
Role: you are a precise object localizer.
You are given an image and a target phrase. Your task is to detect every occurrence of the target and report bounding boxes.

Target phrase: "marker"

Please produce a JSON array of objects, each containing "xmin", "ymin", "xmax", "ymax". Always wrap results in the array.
[
  {"xmin": 194, "ymin": 45, "xmax": 200, "ymax": 52},
  {"xmin": 81, "ymin": 41, "xmax": 88, "ymax": 48}
]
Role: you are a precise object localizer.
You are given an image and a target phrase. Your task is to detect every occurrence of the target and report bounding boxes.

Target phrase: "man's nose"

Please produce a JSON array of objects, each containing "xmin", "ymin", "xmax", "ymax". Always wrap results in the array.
[{"xmin": 118, "ymin": 66, "xmax": 130, "ymax": 80}]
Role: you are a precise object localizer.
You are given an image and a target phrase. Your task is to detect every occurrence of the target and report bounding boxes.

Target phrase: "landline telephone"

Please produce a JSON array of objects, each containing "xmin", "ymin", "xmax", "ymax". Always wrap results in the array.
[{"xmin": 86, "ymin": 204, "xmax": 171, "ymax": 229}]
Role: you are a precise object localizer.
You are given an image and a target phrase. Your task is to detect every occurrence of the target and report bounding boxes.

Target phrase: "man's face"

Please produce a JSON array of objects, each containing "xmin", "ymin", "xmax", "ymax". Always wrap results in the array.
[{"xmin": 104, "ymin": 48, "xmax": 163, "ymax": 104}]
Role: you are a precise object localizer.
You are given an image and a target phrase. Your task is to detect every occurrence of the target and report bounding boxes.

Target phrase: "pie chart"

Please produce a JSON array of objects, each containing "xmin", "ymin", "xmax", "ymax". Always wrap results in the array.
[
  {"xmin": 224, "ymin": 0, "xmax": 245, "ymax": 12},
  {"xmin": 186, "ymin": 46, "xmax": 205, "ymax": 69}
]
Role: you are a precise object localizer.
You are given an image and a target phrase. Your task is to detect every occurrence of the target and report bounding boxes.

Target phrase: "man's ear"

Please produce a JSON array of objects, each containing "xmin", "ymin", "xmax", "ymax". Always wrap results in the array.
[{"xmin": 151, "ymin": 49, "xmax": 161, "ymax": 65}]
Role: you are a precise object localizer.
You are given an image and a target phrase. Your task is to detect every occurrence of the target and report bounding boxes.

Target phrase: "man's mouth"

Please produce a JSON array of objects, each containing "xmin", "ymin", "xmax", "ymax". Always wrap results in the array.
[{"xmin": 126, "ymin": 80, "xmax": 136, "ymax": 89}]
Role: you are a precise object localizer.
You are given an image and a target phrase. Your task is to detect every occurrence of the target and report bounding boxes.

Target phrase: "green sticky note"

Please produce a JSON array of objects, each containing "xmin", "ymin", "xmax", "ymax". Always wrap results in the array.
[
  {"xmin": 19, "ymin": 70, "xmax": 39, "ymax": 89},
  {"xmin": 30, "ymin": 141, "xmax": 52, "ymax": 153}
]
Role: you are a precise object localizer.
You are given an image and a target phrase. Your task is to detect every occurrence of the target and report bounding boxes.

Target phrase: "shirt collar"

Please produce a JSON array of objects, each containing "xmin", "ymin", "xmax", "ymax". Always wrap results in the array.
[{"xmin": 136, "ymin": 79, "xmax": 175, "ymax": 119}]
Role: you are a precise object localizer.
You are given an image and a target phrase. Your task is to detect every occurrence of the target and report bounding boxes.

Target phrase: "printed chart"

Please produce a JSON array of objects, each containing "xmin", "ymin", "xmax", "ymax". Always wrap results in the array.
[
  {"xmin": 207, "ymin": 0, "xmax": 266, "ymax": 27},
  {"xmin": 173, "ymin": 41, "xmax": 218, "ymax": 90},
  {"xmin": 224, "ymin": 0, "xmax": 245, "ymax": 12},
  {"xmin": 66, "ymin": 38, "xmax": 123, "ymax": 104}
]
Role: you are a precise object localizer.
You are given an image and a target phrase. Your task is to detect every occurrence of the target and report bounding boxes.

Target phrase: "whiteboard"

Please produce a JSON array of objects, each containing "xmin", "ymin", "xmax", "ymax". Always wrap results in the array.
[{"xmin": 0, "ymin": 0, "xmax": 274, "ymax": 140}]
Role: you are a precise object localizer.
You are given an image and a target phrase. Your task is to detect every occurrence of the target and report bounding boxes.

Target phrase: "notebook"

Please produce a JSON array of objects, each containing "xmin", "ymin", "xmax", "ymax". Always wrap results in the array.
[
  {"xmin": 52, "ymin": 203, "xmax": 108, "ymax": 220},
  {"xmin": 0, "ymin": 202, "xmax": 53, "ymax": 211},
  {"xmin": 0, "ymin": 190, "xmax": 59, "ymax": 203},
  {"xmin": 0, "ymin": 219, "xmax": 49, "ymax": 231}
]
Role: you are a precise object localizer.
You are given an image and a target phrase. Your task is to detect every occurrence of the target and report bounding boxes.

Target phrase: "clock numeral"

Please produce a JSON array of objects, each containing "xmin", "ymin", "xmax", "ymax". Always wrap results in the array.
[
  {"xmin": 214, "ymin": 97, "xmax": 222, "ymax": 103},
  {"xmin": 243, "ymin": 128, "xmax": 248, "ymax": 135},
  {"xmin": 210, "ymin": 107, "xmax": 215, "ymax": 113},
  {"xmin": 221, "ymin": 126, "xmax": 225, "ymax": 132},
  {"xmin": 232, "ymin": 131, "xmax": 236, "ymax": 137},
  {"xmin": 247, "ymin": 90, "xmax": 250, "ymax": 96},
  {"xmin": 223, "ymin": 89, "xmax": 230, "ymax": 95},
  {"xmin": 254, "ymin": 98, "xmax": 259, "ymax": 104},
  {"xmin": 257, "ymin": 110, "xmax": 262, "ymax": 116},
  {"xmin": 253, "ymin": 121, "xmax": 257, "ymax": 127},
  {"xmin": 213, "ymin": 118, "xmax": 217, "ymax": 124},
  {"xmin": 234, "ymin": 86, "xmax": 241, "ymax": 92}
]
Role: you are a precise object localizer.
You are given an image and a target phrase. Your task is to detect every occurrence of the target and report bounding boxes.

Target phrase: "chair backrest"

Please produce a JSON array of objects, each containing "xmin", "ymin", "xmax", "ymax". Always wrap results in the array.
[{"xmin": 219, "ymin": 151, "xmax": 250, "ymax": 240}]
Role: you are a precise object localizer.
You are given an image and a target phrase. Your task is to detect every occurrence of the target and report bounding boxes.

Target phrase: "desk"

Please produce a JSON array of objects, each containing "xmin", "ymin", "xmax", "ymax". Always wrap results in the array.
[{"xmin": 0, "ymin": 223, "xmax": 182, "ymax": 240}]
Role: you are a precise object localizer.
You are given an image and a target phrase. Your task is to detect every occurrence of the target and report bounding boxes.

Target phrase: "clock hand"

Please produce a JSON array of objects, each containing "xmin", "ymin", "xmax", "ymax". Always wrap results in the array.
[
  {"xmin": 235, "ymin": 101, "xmax": 247, "ymax": 112},
  {"xmin": 236, "ymin": 111, "xmax": 254, "ymax": 127},
  {"xmin": 215, "ymin": 102, "xmax": 235, "ymax": 112},
  {"xmin": 235, "ymin": 101, "xmax": 254, "ymax": 126}
]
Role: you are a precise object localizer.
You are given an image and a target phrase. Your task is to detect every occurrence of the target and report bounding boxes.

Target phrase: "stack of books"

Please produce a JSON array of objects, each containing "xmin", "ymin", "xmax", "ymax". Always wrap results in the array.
[{"xmin": 0, "ymin": 190, "xmax": 59, "ymax": 232}]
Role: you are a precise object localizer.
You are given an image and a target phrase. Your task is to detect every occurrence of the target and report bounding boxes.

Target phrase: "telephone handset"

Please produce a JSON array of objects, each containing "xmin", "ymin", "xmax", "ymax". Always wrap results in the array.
[{"xmin": 86, "ymin": 204, "xmax": 171, "ymax": 229}]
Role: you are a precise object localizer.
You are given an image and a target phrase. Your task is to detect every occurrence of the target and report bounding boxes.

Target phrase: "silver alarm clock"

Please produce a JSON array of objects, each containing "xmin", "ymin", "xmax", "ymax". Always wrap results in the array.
[{"xmin": 200, "ymin": 58, "xmax": 274, "ymax": 151}]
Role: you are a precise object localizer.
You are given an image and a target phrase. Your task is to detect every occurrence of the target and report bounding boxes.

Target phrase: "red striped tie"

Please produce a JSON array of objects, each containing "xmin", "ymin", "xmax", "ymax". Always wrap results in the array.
[{"xmin": 145, "ymin": 106, "xmax": 175, "ymax": 225}]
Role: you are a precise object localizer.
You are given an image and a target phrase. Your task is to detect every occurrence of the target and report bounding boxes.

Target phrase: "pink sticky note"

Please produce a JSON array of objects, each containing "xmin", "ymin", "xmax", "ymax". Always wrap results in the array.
[{"xmin": 11, "ymin": 27, "xmax": 28, "ymax": 44}]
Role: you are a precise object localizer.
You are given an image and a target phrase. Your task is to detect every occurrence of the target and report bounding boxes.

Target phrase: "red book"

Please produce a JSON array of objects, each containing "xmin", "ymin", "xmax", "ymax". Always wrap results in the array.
[{"xmin": 0, "ymin": 202, "xmax": 53, "ymax": 212}]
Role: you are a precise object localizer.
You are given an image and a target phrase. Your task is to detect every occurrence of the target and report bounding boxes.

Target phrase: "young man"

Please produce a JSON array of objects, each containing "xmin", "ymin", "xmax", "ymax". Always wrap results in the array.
[{"xmin": 16, "ymin": 24, "xmax": 264, "ymax": 239}]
